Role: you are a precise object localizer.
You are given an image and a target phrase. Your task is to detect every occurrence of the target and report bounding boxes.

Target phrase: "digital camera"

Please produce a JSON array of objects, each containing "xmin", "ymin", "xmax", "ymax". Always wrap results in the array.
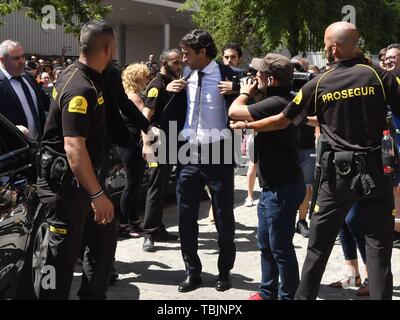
[
  {"xmin": 231, "ymin": 67, "xmax": 258, "ymax": 92},
  {"xmin": 291, "ymin": 72, "xmax": 316, "ymax": 92}
]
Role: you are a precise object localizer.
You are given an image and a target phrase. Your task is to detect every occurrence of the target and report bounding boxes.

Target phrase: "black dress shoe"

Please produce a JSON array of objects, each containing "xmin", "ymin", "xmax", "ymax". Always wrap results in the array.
[
  {"xmin": 109, "ymin": 272, "xmax": 119, "ymax": 285},
  {"xmin": 215, "ymin": 273, "xmax": 231, "ymax": 291},
  {"xmin": 296, "ymin": 220, "xmax": 309, "ymax": 238},
  {"xmin": 178, "ymin": 275, "xmax": 202, "ymax": 293},
  {"xmin": 143, "ymin": 236, "xmax": 155, "ymax": 252},
  {"xmin": 152, "ymin": 229, "xmax": 178, "ymax": 242}
]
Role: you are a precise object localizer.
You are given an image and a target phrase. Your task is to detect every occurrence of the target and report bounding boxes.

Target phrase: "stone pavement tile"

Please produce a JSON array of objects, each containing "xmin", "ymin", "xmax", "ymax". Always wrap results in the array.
[{"xmin": 70, "ymin": 175, "xmax": 400, "ymax": 300}]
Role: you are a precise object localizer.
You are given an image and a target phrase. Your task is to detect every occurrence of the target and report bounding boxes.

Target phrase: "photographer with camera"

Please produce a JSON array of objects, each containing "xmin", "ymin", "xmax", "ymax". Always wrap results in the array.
[
  {"xmin": 231, "ymin": 22, "xmax": 400, "ymax": 300},
  {"xmin": 229, "ymin": 53, "xmax": 306, "ymax": 300}
]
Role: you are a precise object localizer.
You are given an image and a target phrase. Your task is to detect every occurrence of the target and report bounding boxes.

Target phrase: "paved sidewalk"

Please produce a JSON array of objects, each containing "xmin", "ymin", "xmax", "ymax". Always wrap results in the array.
[{"xmin": 71, "ymin": 175, "xmax": 400, "ymax": 300}]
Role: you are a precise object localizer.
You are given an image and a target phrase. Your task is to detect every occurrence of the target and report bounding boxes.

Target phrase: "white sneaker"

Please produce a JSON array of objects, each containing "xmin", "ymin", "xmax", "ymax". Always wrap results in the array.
[{"xmin": 244, "ymin": 197, "xmax": 254, "ymax": 207}]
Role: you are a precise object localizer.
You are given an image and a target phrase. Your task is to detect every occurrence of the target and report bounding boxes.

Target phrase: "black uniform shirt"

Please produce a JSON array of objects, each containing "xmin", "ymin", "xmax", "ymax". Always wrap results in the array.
[
  {"xmin": 144, "ymin": 72, "xmax": 173, "ymax": 130},
  {"xmin": 283, "ymin": 58, "xmax": 400, "ymax": 151},
  {"xmin": 248, "ymin": 87, "xmax": 303, "ymax": 188},
  {"xmin": 102, "ymin": 64, "xmax": 150, "ymax": 147},
  {"xmin": 42, "ymin": 61, "xmax": 106, "ymax": 166}
]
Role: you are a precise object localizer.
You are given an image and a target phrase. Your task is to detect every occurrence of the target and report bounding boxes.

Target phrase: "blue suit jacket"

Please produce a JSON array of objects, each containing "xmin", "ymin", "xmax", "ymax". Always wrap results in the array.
[{"xmin": 0, "ymin": 69, "xmax": 49, "ymax": 139}]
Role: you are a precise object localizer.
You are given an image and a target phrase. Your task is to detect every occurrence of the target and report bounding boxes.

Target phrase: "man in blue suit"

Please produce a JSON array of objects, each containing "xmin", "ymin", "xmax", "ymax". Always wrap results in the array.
[
  {"xmin": 176, "ymin": 29, "xmax": 237, "ymax": 293},
  {"xmin": 0, "ymin": 40, "xmax": 49, "ymax": 140}
]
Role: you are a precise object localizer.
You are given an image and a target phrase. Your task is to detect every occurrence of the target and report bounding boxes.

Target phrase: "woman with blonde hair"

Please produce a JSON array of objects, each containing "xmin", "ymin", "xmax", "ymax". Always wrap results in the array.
[
  {"xmin": 122, "ymin": 63, "xmax": 149, "ymax": 111},
  {"xmin": 117, "ymin": 63, "xmax": 150, "ymax": 238}
]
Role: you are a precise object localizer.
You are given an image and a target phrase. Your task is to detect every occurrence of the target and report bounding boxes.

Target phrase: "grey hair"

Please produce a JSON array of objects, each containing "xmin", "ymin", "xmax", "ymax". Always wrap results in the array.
[
  {"xmin": 0, "ymin": 40, "xmax": 22, "ymax": 58},
  {"xmin": 159, "ymin": 49, "xmax": 181, "ymax": 64}
]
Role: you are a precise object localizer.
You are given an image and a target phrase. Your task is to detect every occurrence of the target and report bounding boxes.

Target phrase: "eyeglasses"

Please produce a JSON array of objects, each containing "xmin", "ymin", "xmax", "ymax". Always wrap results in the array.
[{"xmin": 385, "ymin": 55, "xmax": 399, "ymax": 61}]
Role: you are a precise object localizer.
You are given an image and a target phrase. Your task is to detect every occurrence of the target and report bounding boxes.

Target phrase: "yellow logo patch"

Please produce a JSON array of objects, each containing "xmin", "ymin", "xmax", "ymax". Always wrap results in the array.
[
  {"xmin": 293, "ymin": 89, "xmax": 303, "ymax": 105},
  {"xmin": 147, "ymin": 87, "xmax": 159, "ymax": 98},
  {"xmin": 49, "ymin": 225, "xmax": 67, "ymax": 235},
  {"xmin": 314, "ymin": 204, "xmax": 320, "ymax": 213},
  {"xmin": 393, "ymin": 209, "xmax": 397, "ymax": 216},
  {"xmin": 68, "ymin": 96, "xmax": 88, "ymax": 114},
  {"xmin": 52, "ymin": 87, "xmax": 58, "ymax": 100},
  {"xmin": 397, "ymin": 77, "xmax": 400, "ymax": 86},
  {"xmin": 148, "ymin": 162, "xmax": 158, "ymax": 168},
  {"xmin": 98, "ymin": 96, "xmax": 104, "ymax": 105}
]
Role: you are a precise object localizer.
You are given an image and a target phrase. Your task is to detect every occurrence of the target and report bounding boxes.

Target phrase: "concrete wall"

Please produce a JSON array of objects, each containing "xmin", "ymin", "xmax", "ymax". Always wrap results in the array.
[
  {"xmin": 125, "ymin": 26, "xmax": 189, "ymax": 64},
  {"xmin": 0, "ymin": 9, "xmax": 80, "ymax": 57}
]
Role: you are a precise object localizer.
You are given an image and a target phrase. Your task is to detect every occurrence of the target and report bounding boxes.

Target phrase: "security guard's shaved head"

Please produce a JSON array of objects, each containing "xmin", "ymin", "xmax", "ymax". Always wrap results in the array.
[
  {"xmin": 324, "ymin": 21, "xmax": 359, "ymax": 62},
  {"xmin": 326, "ymin": 22, "xmax": 359, "ymax": 46},
  {"xmin": 80, "ymin": 20, "xmax": 115, "ymax": 56}
]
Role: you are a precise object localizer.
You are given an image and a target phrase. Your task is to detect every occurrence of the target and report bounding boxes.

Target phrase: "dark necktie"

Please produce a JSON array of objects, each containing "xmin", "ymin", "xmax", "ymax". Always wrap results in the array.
[
  {"xmin": 191, "ymin": 71, "xmax": 205, "ymax": 133},
  {"xmin": 13, "ymin": 76, "xmax": 41, "ymax": 137}
]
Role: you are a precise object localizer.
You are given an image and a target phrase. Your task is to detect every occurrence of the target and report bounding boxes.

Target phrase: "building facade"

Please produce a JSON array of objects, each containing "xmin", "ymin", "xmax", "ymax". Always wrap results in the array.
[{"xmin": 0, "ymin": 0, "xmax": 193, "ymax": 66}]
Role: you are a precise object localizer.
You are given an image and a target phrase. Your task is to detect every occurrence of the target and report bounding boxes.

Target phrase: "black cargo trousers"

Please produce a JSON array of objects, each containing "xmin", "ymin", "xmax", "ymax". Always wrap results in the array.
[
  {"xmin": 295, "ymin": 151, "xmax": 394, "ymax": 300},
  {"xmin": 37, "ymin": 176, "xmax": 116, "ymax": 300}
]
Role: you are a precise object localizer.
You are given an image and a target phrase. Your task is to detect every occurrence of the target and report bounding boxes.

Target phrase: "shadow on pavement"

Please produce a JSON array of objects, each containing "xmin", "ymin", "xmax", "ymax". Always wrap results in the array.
[
  {"xmin": 113, "ymin": 260, "xmax": 259, "ymax": 292},
  {"xmin": 317, "ymin": 284, "xmax": 368, "ymax": 300},
  {"xmin": 233, "ymin": 189, "xmax": 261, "ymax": 209}
]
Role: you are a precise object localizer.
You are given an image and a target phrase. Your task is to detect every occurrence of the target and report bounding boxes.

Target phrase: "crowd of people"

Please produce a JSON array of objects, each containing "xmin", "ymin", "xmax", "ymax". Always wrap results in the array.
[{"xmin": 0, "ymin": 18, "xmax": 400, "ymax": 301}]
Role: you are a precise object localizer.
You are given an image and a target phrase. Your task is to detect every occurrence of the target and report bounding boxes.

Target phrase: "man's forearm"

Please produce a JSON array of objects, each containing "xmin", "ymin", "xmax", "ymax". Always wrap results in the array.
[
  {"xmin": 64, "ymin": 138, "xmax": 102, "ymax": 195},
  {"xmin": 247, "ymin": 113, "xmax": 292, "ymax": 132},
  {"xmin": 229, "ymin": 95, "xmax": 253, "ymax": 121},
  {"xmin": 141, "ymin": 107, "xmax": 155, "ymax": 145}
]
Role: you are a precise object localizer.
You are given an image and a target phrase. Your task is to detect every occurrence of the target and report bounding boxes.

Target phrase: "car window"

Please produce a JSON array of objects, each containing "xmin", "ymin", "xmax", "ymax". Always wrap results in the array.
[{"xmin": 0, "ymin": 120, "xmax": 27, "ymax": 157}]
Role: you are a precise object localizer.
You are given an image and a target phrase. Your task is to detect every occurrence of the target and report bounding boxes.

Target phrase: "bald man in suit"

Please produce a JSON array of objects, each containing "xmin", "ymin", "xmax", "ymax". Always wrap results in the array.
[{"xmin": 0, "ymin": 40, "xmax": 48, "ymax": 140}]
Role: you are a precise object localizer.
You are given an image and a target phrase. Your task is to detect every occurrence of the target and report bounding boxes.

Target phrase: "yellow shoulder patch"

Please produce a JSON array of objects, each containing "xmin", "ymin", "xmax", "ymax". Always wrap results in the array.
[
  {"xmin": 396, "ymin": 77, "xmax": 400, "ymax": 86},
  {"xmin": 293, "ymin": 89, "xmax": 303, "ymax": 105},
  {"xmin": 52, "ymin": 87, "xmax": 58, "ymax": 100},
  {"xmin": 147, "ymin": 87, "xmax": 159, "ymax": 98},
  {"xmin": 49, "ymin": 225, "xmax": 67, "ymax": 235},
  {"xmin": 98, "ymin": 96, "xmax": 104, "ymax": 105},
  {"xmin": 68, "ymin": 96, "xmax": 88, "ymax": 114}
]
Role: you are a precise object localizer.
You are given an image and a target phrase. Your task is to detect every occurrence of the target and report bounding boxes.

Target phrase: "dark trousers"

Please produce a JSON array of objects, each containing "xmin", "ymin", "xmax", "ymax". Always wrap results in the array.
[
  {"xmin": 143, "ymin": 163, "xmax": 173, "ymax": 234},
  {"xmin": 37, "ymin": 177, "xmax": 117, "ymax": 300},
  {"xmin": 117, "ymin": 140, "xmax": 145, "ymax": 225},
  {"xmin": 295, "ymin": 172, "xmax": 394, "ymax": 300},
  {"xmin": 257, "ymin": 178, "xmax": 306, "ymax": 300},
  {"xmin": 176, "ymin": 163, "xmax": 235, "ymax": 276},
  {"xmin": 339, "ymin": 203, "xmax": 367, "ymax": 263}
]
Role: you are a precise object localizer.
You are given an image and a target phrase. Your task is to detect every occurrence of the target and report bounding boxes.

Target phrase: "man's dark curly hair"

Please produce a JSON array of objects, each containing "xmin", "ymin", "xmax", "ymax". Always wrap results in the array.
[{"xmin": 180, "ymin": 29, "xmax": 217, "ymax": 59}]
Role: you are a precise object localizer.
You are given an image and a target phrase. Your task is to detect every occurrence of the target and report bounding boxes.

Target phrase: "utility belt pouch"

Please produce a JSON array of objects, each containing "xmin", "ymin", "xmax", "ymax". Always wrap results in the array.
[
  {"xmin": 50, "ymin": 156, "xmax": 68, "ymax": 183},
  {"xmin": 39, "ymin": 146, "xmax": 69, "ymax": 186},
  {"xmin": 40, "ymin": 149, "xmax": 55, "ymax": 180},
  {"xmin": 334, "ymin": 151, "xmax": 354, "ymax": 176},
  {"xmin": 320, "ymin": 151, "xmax": 334, "ymax": 182},
  {"xmin": 332, "ymin": 151, "xmax": 354, "ymax": 193},
  {"xmin": 350, "ymin": 152, "xmax": 376, "ymax": 197}
]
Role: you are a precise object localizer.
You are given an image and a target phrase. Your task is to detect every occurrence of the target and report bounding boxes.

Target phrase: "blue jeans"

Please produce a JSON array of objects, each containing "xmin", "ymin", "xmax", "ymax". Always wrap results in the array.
[
  {"xmin": 257, "ymin": 177, "xmax": 306, "ymax": 300},
  {"xmin": 298, "ymin": 148, "xmax": 316, "ymax": 186},
  {"xmin": 339, "ymin": 204, "xmax": 366, "ymax": 263}
]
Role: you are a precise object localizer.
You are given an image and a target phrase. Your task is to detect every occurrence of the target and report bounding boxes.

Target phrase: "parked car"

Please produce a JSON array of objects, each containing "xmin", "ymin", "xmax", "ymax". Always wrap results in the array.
[
  {"xmin": 0, "ymin": 113, "xmax": 43, "ymax": 299},
  {"xmin": 0, "ymin": 113, "xmax": 178, "ymax": 299}
]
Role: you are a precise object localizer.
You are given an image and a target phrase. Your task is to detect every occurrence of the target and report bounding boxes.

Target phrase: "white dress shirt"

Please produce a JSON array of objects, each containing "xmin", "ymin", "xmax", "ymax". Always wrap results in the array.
[
  {"xmin": 0, "ymin": 66, "xmax": 39, "ymax": 139},
  {"xmin": 183, "ymin": 60, "xmax": 230, "ymax": 144}
]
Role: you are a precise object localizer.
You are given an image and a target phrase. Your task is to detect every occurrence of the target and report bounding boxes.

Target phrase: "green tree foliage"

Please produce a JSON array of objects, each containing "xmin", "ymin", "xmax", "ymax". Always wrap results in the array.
[
  {"xmin": 0, "ymin": 0, "xmax": 112, "ymax": 34},
  {"xmin": 181, "ymin": 0, "xmax": 400, "ymax": 58}
]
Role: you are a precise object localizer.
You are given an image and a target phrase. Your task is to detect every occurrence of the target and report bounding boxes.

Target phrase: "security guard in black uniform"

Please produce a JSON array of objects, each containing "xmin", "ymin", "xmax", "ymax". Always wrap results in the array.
[
  {"xmin": 37, "ymin": 20, "xmax": 117, "ymax": 300},
  {"xmin": 230, "ymin": 21, "xmax": 400, "ymax": 300},
  {"xmin": 141, "ymin": 49, "xmax": 186, "ymax": 252}
]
